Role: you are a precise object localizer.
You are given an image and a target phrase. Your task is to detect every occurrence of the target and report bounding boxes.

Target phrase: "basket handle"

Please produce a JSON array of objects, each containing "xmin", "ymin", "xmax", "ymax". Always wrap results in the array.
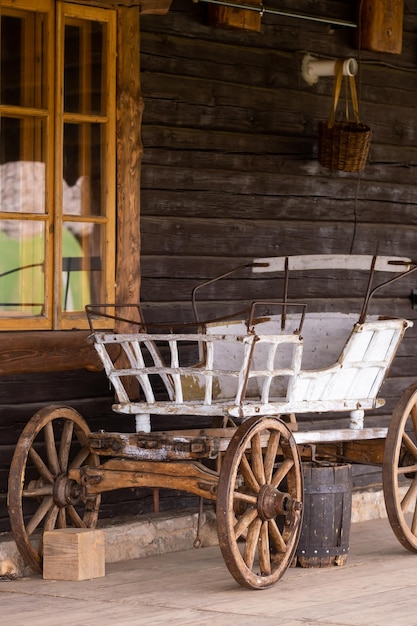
[{"xmin": 328, "ymin": 60, "xmax": 360, "ymax": 128}]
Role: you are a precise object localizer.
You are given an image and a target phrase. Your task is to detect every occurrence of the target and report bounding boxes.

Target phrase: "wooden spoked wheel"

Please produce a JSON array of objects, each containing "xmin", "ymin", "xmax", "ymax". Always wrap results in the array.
[
  {"xmin": 8, "ymin": 405, "xmax": 100, "ymax": 573},
  {"xmin": 216, "ymin": 415, "xmax": 303, "ymax": 589},
  {"xmin": 383, "ymin": 382, "xmax": 417, "ymax": 553}
]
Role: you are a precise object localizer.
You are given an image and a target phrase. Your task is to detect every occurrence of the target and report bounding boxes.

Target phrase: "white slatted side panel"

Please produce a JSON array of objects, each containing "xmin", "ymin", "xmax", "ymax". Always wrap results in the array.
[{"xmin": 290, "ymin": 321, "xmax": 406, "ymax": 403}]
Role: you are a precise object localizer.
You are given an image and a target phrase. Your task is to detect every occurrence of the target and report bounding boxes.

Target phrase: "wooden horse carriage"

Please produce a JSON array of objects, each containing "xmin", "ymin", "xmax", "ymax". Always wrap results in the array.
[{"xmin": 8, "ymin": 254, "xmax": 417, "ymax": 589}]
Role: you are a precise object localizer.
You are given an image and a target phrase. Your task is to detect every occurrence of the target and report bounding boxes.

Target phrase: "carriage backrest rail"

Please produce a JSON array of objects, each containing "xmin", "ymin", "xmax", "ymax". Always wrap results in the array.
[{"xmin": 192, "ymin": 254, "xmax": 416, "ymax": 327}]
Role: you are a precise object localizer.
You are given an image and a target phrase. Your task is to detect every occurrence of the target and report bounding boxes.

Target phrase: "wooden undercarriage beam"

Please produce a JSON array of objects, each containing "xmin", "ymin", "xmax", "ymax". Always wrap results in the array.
[
  {"xmin": 299, "ymin": 438, "xmax": 385, "ymax": 466},
  {"xmin": 69, "ymin": 457, "xmax": 219, "ymax": 500}
]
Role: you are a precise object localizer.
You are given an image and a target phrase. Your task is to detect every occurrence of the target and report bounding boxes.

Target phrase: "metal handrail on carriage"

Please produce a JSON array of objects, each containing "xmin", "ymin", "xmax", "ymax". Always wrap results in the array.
[{"xmin": 8, "ymin": 254, "xmax": 417, "ymax": 590}]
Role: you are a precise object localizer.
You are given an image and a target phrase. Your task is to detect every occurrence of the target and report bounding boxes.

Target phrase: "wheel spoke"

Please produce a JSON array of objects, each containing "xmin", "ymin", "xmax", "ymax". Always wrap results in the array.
[
  {"xmin": 28, "ymin": 447, "xmax": 55, "ymax": 484},
  {"xmin": 44, "ymin": 505, "xmax": 59, "ymax": 531},
  {"xmin": 397, "ymin": 463, "xmax": 417, "ymax": 476},
  {"xmin": 233, "ymin": 491, "xmax": 258, "ymax": 506},
  {"xmin": 411, "ymin": 502, "xmax": 417, "ymax": 536},
  {"xmin": 268, "ymin": 518, "xmax": 287, "ymax": 553},
  {"xmin": 411, "ymin": 405, "xmax": 417, "ymax": 435},
  {"xmin": 22, "ymin": 485, "xmax": 53, "ymax": 498},
  {"xmin": 57, "ymin": 507, "xmax": 67, "ymax": 529},
  {"xmin": 59, "ymin": 420, "xmax": 74, "ymax": 473},
  {"xmin": 271, "ymin": 457, "xmax": 294, "ymax": 488},
  {"xmin": 69, "ymin": 446, "xmax": 91, "ymax": 471},
  {"xmin": 239, "ymin": 454, "xmax": 260, "ymax": 493},
  {"xmin": 251, "ymin": 432, "xmax": 265, "ymax": 485},
  {"xmin": 401, "ymin": 475, "xmax": 417, "ymax": 513},
  {"xmin": 402, "ymin": 432, "xmax": 417, "ymax": 459},
  {"xmin": 44, "ymin": 421, "xmax": 60, "ymax": 476},
  {"xmin": 234, "ymin": 506, "xmax": 258, "ymax": 540},
  {"xmin": 259, "ymin": 521, "xmax": 271, "ymax": 575},
  {"xmin": 243, "ymin": 517, "xmax": 262, "ymax": 570},
  {"xmin": 264, "ymin": 430, "xmax": 280, "ymax": 484},
  {"xmin": 67, "ymin": 505, "xmax": 87, "ymax": 528},
  {"xmin": 26, "ymin": 496, "xmax": 54, "ymax": 536}
]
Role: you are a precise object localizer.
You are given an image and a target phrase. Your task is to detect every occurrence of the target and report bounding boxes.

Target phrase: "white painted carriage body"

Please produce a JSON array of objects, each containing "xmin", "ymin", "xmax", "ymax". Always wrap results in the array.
[{"xmin": 89, "ymin": 255, "xmax": 414, "ymax": 442}]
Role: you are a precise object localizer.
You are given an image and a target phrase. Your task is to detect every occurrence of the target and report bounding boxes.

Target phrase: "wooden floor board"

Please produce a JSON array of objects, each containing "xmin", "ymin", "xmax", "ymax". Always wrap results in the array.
[{"xmin": 1, "ymin": 518, "xmax": 417, "ymax": 626}]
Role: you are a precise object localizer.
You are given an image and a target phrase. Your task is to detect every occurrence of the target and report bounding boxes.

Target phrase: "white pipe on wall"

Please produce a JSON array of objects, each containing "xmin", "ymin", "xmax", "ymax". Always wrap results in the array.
[{"xmin": 301, "ymin": 53, "xmax": 358, "ymax": 85}]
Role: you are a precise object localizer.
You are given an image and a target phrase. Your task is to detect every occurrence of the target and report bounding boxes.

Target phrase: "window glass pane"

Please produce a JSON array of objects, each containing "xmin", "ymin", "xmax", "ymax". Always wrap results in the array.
[
  {"xmin": 64, "ymin": 20, "xmax": 104, "ymax": 115},
  {"xmin": 62, "ymin": 223, "xmax": 104, "ymax": 311},
  {"xmin": 0, "ymin": 117, "xmax": 47, "ymax": 167},
  {"xmin": 0, "ymin": 10, "xmax": 47, "ymax": 108},
  {"xmin": 0, "ymin": 219, "xmax": 45, "ymax": 316},
  {"xmin": 0, "ymin": 160, "xmax": 47, "ymax": 214},
  {"xmin": 63, "ymin": 122, "xmax": 104, "ymax": 216}
]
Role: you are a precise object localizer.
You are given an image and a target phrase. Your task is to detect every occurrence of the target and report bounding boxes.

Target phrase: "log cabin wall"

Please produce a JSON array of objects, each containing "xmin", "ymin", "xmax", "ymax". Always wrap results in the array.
[
  {"xmin": 2, "ymin": 0, "xmax": 417, "ymax": 531},
  {"xmin": 139, "ymin": 0, "xmax": 417, "ymax": 479}
]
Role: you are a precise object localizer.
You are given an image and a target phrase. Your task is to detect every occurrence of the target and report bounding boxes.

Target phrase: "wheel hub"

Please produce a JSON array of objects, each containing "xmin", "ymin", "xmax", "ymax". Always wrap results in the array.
[
  {"xmin": 257, "ymin": 484, "xmax": 292, "ymax": 521},
  {"xmin": 53, "ymin": 474, "xmax": 83, "ymax": 507}
]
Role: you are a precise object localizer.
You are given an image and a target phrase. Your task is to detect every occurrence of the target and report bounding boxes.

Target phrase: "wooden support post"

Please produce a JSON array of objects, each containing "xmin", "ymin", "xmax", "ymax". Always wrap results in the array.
[
  {"xmin": 115, "ymin": 6, "xmax": 143, "ymax": 400},
  {"xmin": 115, "ymin": 6, "xmax": 142, "ymax": 308}
]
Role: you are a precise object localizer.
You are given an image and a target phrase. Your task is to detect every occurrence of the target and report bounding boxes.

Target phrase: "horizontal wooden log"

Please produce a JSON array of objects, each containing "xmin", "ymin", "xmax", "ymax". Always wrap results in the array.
[
  {"xmin": 140, "ymin": 186, "xmax": 417, "ymax": 226},
  {"xmin": 140, "ymin": 216, "xmax": 417, "ymax": 262},
  {"xmin": 140, "ymin": 65, "xmax": 417, "ymax": 147},
  {"xmin": 139, "ymin": 297, "xmax": 416, "ymax": 322},
  {"xmin": 140, "ymin": 161, "xmax": 417, "ymax": 206},
  {"xmin": 0, "ymin": 332, "xmax": 102, "ymax": 376},
  {"xmin": 140, "ymin": 278, "xmax": 417, "ymax": 305},
  {"xmin": 0, "ymin": 370, "xmax": 111, "ymax": 404},
  {"xmin": 140, "ymin": 30, "xmax": 417, "ymax": 102}
]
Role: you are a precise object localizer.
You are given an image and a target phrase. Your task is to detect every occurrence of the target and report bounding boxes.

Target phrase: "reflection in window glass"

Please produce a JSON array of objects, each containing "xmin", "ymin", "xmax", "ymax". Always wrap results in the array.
[
  {"xmin": 62, "ymin": 222, "xmax": 104, "ymax": 312},
  {"xmin": 0, "ymin": 11, "xmax": 47, "ymax": 109},
  {"xmin": 0, "ymin": 160, "xmax": 47, "ymax": 214},
  {"xmin": 63, "ymin": 123, "xmax": 103, "ymax": 216},
  {"xmin": 0, "ymin": 117, "xmax": 46, "ymax": 168},
  {"xmin": 0, "ymin": 219, "xmax": 45, "ymax": 316},
  {"xmin": 64, "ymin": 20, "xmax": 103, "ymax": 115}
]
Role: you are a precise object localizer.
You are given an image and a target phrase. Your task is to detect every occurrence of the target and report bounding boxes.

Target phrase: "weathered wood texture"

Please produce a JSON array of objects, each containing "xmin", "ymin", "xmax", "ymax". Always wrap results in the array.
[
  {"xmin": 115, "ymin": 6, "xmax": 142, "ymax": 307},
  {"xmin": 357, "ymin": 0, "xmax": 404, "ymax": 54},
  {"xmin": 0, "ymin": 332, "xmax": 102, "ymax": 376},
  {"xmin": 137, "ymin": 0, "xmax": 417, "ymax": 493},
  {"xmin": 0, "ymin": 372, "xmax": 202, "ymax": 531},
  {"xmin": 296, "ymin": 463, "xmax": 352, "ymax": 567},
  {"xmin": 43, "ymin": 528, "xmax": 105, "ymax": 581},
  {"xmin": 139, "ymin": 0, "xmax": 417, "ymax": 371},
  {"xmin": 3, "ymin": 0, "xmax": 417, "ymax": 533}
]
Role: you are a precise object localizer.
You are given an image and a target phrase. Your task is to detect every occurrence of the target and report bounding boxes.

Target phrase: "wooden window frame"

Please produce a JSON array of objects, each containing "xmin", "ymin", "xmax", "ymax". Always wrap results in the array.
[
  {"xmin": 56, "ymin": 2, "xmax": 116, "ymax": 330},
  {"xmin": 0, "ymin": 1, "xmax": 142, "ymax": 373},
  {"xmin": 0, "ymin": 0, "xmax": 117, "ymax": 332}
]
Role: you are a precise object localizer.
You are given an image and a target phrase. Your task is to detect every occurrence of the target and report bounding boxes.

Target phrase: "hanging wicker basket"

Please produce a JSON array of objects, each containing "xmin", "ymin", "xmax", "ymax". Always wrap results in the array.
[{"xmin": 318, "ymin": 61, "xmax": 371, "ymax": 173}]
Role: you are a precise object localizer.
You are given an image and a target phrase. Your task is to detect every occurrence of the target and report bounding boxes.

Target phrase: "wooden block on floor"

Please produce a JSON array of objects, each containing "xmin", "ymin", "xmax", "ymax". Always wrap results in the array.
[{"xmin": 43, "ymin": 528, "xmax": 105, "ymax": 581}]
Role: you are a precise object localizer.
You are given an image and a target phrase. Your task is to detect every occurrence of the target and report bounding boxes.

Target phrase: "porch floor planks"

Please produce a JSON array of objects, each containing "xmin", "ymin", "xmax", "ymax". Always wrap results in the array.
[{"xmin": 2, "ymin": 518, "xmax": 417, "ymax": 625}]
